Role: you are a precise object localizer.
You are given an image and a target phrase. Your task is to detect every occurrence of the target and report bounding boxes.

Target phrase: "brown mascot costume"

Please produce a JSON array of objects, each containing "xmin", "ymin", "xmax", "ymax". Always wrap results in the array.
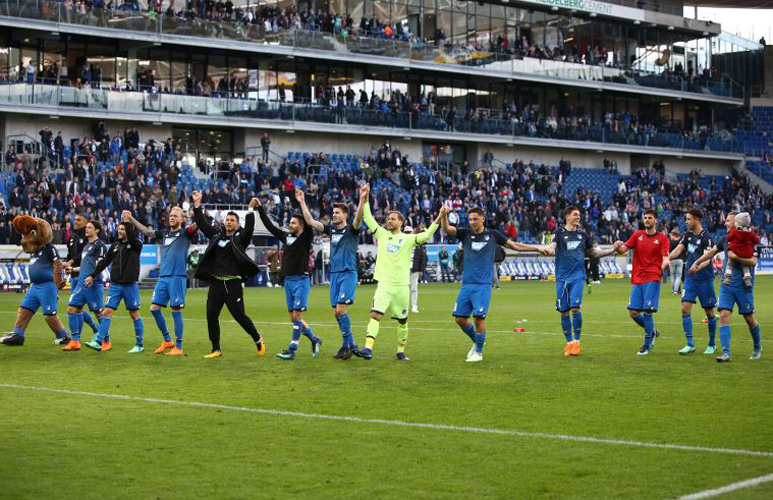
[{"xmin": 0, "ymin": 216, "xmax": 70, "ymax": 346}]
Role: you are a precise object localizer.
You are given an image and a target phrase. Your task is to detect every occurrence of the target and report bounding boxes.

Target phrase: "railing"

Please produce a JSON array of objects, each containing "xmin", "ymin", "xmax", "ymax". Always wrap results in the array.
[
  {"xmin": 0, "ymin": 0, "xmax": 744, "ymax": 100},
  {"xmin": 0, "ymin": 82, "xmax": 745, "ymax": 155}
]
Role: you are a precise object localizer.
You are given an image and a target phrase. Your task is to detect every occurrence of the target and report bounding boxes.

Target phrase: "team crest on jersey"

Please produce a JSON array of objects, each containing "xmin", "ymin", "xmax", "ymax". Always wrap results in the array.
[
  {"xmin": 654, "ymin": 239, "xmax": 660, "ymax": 245},
  {"xmin": 566, "ymin": 241, "xmax": 581, "ymax": 250},
  {"xmin": 638, "ymin": 235, "xmax": 643, "ymax": 241}
]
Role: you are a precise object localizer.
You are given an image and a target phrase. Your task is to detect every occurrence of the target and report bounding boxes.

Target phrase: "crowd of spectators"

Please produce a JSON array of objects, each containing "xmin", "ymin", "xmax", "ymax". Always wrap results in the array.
[{"xmin": 0, "ymin": 127, "xmax": 770, "ymax": 255}]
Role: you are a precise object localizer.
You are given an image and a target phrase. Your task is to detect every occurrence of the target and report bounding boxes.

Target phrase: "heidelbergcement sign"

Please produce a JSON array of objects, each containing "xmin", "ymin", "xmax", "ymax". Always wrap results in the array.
[{"xmin": 528, "ymin": 0, "xmax": 645, "ymax": 21}]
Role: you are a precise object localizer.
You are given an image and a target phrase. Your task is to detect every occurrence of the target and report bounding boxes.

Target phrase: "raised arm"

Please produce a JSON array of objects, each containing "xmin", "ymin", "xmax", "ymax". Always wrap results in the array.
[
  {"xmin": 352, "ymin": 187, "xmax": 365, "ymax": 230},
  {"xmin": 121, "ymin": 211, "xmax": 143, "ymax": 251},
  {"xmin": 123, "ymin": 210, "xmax": 155, "ymax": 239},
  {"xmin": 192, "ymin": 190, "xmax": 218, "ymax": 239},
  {"xmin": 241, "ymin": 198, "xmax": 259, "ymax": 247},
  {"xmin": 257, "ymin": 201, "xmax": 287, "ymax": 242},
  {"xmin": 294, "ymin": 189, "xmax": 324, "ymax": 232},
  {"xmin": 440, "ymin": 208, "xmax": 456, "ymax": 238},
  {"xmin": 415, "ymin": 206, "xmax": 446, "ymax": 245},
  {"xmin": 360, "ymin": 185, "xmax": 380, "ymax": 234}
]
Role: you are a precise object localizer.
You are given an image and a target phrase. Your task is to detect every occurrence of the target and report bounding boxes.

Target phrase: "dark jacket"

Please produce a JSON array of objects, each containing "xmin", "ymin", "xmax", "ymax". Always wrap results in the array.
[
  {"xmin": 193, "ymin": 206, "xmax": 259, "ymax": 281},
  {"xmin": 66, "ymin": 227, "xmax": 87, "ymax": 278},
  {"xmin": 91, "ymin": 224, "xmax": 142, "ymax": 283},
  {"xmin": 411, "ymin": 245, "xmax": 428, "ymax": 273}
]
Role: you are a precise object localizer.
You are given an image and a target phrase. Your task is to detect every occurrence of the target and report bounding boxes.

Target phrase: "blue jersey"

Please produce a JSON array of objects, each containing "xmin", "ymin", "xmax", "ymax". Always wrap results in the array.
[
  {"xmin": 554, "ymin": 227, "xmax": 593, "ymax": 282},
  {"xmin": 457, "ymin": 228, "xmax": 508, "ymax": 285},
  {"xmin": 679, "ymin": 230, "xmax": 714, "ymax": 282},
  {"xmin": 29, "ymin": 243, "xmax": 59, "ymax": 284},
  {"xmin": 155, "ymin": 228, "xmax": 196, "ymax": 277},
  {"xmin": 324, "ymin": 223, "xmax": 359, "ymax": 273},
  {"xmin": 717, "ymin": 237, "xmax": 755, "ymax": 288},
  {"xmin": 80, "ymin": 239, "xmax": 107, "ymax": 284}
]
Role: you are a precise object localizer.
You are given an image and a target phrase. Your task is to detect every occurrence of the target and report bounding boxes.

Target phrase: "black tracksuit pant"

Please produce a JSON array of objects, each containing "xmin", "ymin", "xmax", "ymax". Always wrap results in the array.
[{"xmin": 206, "ymin": 278, "xmax": 261, "ymax": 351}]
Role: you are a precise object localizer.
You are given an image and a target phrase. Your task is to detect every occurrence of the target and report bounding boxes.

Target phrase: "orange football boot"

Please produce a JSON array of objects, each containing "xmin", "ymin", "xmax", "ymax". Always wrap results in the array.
[
  {"xmin": 101, "ymin": 342, "xmax": 113, "ymax": 352},
  {"xmin": 165, "ymin": 347, "xmax": 184, "ymax": 356},
  {"xmin": 62, "ymin": 341, "xmax": 81, "ymax": 351},
  {"xmin": 571, "ymin": 341, "xmax": 581, "ymax": 356},
  {"xmin": 563, "ymin": 343, "xmax": 573, "ymax": 357},
  {"xmin": 154, "ymin": 341, "xmax": 174, "ymax": 354}
]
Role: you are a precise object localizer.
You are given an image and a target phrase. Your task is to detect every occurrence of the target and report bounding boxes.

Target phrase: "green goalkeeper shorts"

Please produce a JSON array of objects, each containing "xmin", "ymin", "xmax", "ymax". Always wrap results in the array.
[{"xmin": 371, "ymin": 283, "xmax": 410, "ymax": 320}]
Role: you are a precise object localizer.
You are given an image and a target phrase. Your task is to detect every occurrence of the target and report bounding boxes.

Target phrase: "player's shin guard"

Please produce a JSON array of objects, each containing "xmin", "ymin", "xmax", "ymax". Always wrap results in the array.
[
  {"xmin": 83, "ymin": 311, "xmax": 99, "ymax": 333},
  {"xmin": 560, "ymin": 315, "xmax": 572, "ymax": 343},
  {"xmin": 719, "ymin": 325, "xmax": 731, "ymax": 355},
  {"xmin": 642, "ymin": 314, "xmax": 655, "ymax": 348},
  {"xmin": 397, "ymin": 323, "xmax": 408, "ymax": 353},
  {"xmin": 750, "ymin": 324, "xmax": 762, "ymax": 351},
  {"xmin": 459, "ymin": 323, "xmax": 476, "ymax": 341},
  {"xmin": 172, "ymin": 311, "xmax": 183, "ymax": 349},
  {"xmin": 474, "ymin": 332, "xmax": 486, "ymax": 354},
  {"xmin": 364, "ymin": 318, "xmax": 380, "ymax": 350},
  {"xmin": 96, "ymin": 318, "xmax": 111, "ymax": 344},
  {"xmin": 151, "ymin": 308, "xmax": 171, "ymax": 343},
  {"xmin": 133, "ymin": 318, "xmax": 144, "ymax": 347},
  {"xmin": 682, "ymin": 314, "xmax": 694, "ymax": 347},
  {"xmin": 707, "ymin": 316, "xmax": 718, "ymax": 346},
  {"xmin": 631, "ymin": 313, "xmax": 645, "ymax": 329},
  {"xmin": 68, "ymin": 313, "xmax": 81, "ymax": 342},
  {"xmin": 290, "ymin": 322, "xmax": 302, "ymax": 351},
  {"xmin": 571, "ymin": 312, "xmax": 582, "ymax": 341}
]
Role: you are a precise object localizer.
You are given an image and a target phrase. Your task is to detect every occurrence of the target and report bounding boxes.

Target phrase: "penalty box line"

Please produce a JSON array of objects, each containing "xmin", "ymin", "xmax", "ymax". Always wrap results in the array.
[
  {"xmin": 668, "ymin": 472, "xmax": 773, "ymax": 500},
  {"xmin": 1, "ymin": 382, "xmax": 772, "ymax": 459}
]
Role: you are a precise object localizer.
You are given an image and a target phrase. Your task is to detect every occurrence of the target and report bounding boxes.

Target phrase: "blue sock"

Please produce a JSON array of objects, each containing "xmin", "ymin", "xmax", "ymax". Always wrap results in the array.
[
  {"xmin": 83, "ymin": 311, "xmax": 99, "ymax": 333},
  {"xmin": 719, "ymin": 325, "xmax": 731, "ymax": 355},
  {"xmin": 57, "ymin": 330, "xmax": 68, "ymax": 339},
  {"xmin": 707, "ymin": 316, "xmax": 718, "ymax": 347},
  {"xmin": 750, "ymin": 324, "xmax": 762, "ymax": 351},
  {"xmin": 302, "ymin": 326, "xmax": 318, "ymax": 343},
  {"xmin": 96, "ymin": 318, "xmax": 111, "ymax": 345},
  {"xmin": 68, "ymin": 313, "xmax": 81, "ymax": 342},
  {"xmin": 12, "ymin": 328, "xmax": 24, "ymax": 338},
  {"xmin": 560, "ymin": 315, "xmax": 572, "ymax": 343},
  {"xmin": 682, "ymin": 314, "xmax": 694, "ymax": 347},
  {"xmin": 290, "ymin": 321, "xmax": 302, "ymax": 350},
  {"xmin": 172, "ymin": 311, "xmax": 184, "ymax": 349},
  {"xmin": 151, "ymin": 309, "xmax": 171, "ymax": 342},
  {"xmin": 460, "ymin": 323, "xmax": 476, "ymax": 342},
  {"xmin": 643, "ymin": 314, "xmax": 655, "ymax": 348},
  {"xmin": 632, "ymin": 314, "xmax": 645, "ymax": 329},
  {"xmin": 474, "ymin": 332, "xmax": 486, "ymax": 354},
  {"xmin": 77, "ymin": 313, "xmax": 85, "ymax": 337},
  {"xmin": 572, "ymin": 312, "xmax": 582, "ymax": 341},
  {"xmin": 133, "ymin": 318, "xmax": 144, "ymax": 347},
  {"xmin": 338, "ymin": 314, "xmax": 352, "ymax": 347}
]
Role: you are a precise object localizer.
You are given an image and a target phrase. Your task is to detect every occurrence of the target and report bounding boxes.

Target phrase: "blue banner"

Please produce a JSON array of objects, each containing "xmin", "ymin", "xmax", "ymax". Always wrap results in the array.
[{"xmin": 141, "ymin": 246, "xmax": 159, "ymax": 266}]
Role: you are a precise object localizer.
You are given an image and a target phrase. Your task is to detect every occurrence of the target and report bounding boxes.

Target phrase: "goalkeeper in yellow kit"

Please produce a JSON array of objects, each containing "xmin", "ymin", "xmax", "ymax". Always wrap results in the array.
[{"xmin": 353, "ymin": 184, "xmax": 447, "ymax": 361}]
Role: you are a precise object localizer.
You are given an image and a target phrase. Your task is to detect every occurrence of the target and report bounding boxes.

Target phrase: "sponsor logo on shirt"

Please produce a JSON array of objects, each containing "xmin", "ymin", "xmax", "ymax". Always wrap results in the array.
[
  {"xmin": 331, "ymin": 234, "xmax": 343, "ymax": 245},
  {"xmin": 164, "ymin": 236, "xmax": 178, "ymax": 246},
  {"xmin": 688, "ymin": 243, "xmax": 698, "ymax": 254},
  {"xmin": 566, "ymin": 241, "xmax": 581, "ymax": 250},
  {"xmin": 471, "ymin": 242, "xmax": 486, "ymax": 251},
  {"xmin": 287, "ymin": 235, "xmax": 298, "ymax": 245},
  {"xmin": 217, "ymin": 240, "xmax": 229, "ymax": 248},
  {"xmin": 387, "ymin": 244, "xmax": 401, "ymax": 253}
]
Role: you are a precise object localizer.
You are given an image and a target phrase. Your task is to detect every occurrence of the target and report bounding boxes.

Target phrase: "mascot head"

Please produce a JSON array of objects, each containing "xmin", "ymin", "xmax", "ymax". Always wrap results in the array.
[{"xmin": 13, "ymin": 215, "xmax": 53, "ymax": 254}]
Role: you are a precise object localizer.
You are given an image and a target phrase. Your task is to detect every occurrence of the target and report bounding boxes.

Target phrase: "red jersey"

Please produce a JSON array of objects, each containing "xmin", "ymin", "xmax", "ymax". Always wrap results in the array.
[
  {"xmin": 726, "ymin": 229, "xmax": 760, "ymax": 259},
  {"xmin": 625, "ymin": 230, "xmax": 668, "ymax": 284}
]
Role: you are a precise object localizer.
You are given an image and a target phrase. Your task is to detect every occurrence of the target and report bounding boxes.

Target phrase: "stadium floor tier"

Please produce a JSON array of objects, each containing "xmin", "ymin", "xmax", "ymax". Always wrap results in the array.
[{"xmin": 1, "ymin": 279, "xmax": 771, "ymax": 500}]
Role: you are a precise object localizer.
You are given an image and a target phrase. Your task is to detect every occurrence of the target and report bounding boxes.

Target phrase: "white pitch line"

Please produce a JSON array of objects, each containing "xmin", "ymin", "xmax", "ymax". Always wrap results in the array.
[
  {"xmin": 670, "ymin": 472, "xmax": 773, "ymax": 499},
  {"xmin": 1, "ymin": 382, "xmax": 772, "ymax": 459}
]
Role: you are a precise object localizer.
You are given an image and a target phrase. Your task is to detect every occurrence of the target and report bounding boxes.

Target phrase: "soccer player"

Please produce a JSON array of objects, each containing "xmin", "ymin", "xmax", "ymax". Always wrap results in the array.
[
  {"xmin": 192, "ymin": 192, "xmax": 266, "ymax": 359},
  {"xmin": 613, "ymin": 209, "xmax": 669, "ymax": 356},
  {"xmin": 64, "ymin": 211, "xmax": 101, "ymax": 338},
  {"xmin": 83, "ymin": 213, "xmax": 145, "ymax": 353},
  {"xmin": 62, "ymin": 220, "xmax": 107, "ymax": 351},
  {"xmin": 441, "ymin": 207, "xmax": 547, "ymax": 362},
  {"xmin": 0, "ymin": 234, "xmax": 70, "ymax": 347},
  {"xmin": 296, "ymin": 188, "xmax": 365, "ymax": 360},
  {"xmin": 544, "ymin": 206, "xmax": 619, "ymax": 357},
  {"xmin": 352, "ymin": 184, "xmax": 445, "ymax": 361},
  {"xmin": 667, "ymin": 208, "xmax": 718, "ymax": 355},
  {"xmin": 690, "ymin": 212, "xmax": 761, "ymax": 362},
  {"xmin": 124, "ymin": 207, "xmax": 198, "ymax": 356},
  {"xmin": 256, "ymin": 195, "xmax": 321, "ymax": 360}
]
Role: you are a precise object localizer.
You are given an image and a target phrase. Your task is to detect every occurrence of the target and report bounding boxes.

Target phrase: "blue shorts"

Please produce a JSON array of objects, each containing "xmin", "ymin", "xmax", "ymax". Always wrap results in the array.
[
  {"xmin": 718, "ymin": 285, "xmax": 755, "ymax": 315},
  {"xmin": 329, "ymin": 270, "xmax": 357, "ymax": 307},
  {"xmin": 106, "ymin": 282, "xmax": 141, "ymax": 311},
  {"xmin": 68, "ymin": 281, "xmax": 105, "ymax": 312},
  {"xmin": 452, "ymin": 283, "xmax": 493, "ymax": 319},
  {"xmin": 555, "ymin": 279, "xmax": 584, "ymax": 312},
  {"xmin": 681, "ymin": 277, "xmax": 717, "ymax": 309},
  {"xmin": 21, "ymin": 282, "xmax": 59, "ymax": 315},
  {"xmin": 627, "ymin": 281, "xmax": 661, "ymax": 313},
  {"xmin": 285, "ymin": 275, "xmax": 310, "ymax": 312},
  {"xmin": 152, "ymin": 276, "xmax": 187, "ymax": 308}
]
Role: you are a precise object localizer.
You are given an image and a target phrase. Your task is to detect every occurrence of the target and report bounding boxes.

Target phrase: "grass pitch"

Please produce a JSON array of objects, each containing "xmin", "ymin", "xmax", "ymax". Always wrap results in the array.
[{"xmin": 1, "ymin": 278, "xmax": 772, "ymax": 500}]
